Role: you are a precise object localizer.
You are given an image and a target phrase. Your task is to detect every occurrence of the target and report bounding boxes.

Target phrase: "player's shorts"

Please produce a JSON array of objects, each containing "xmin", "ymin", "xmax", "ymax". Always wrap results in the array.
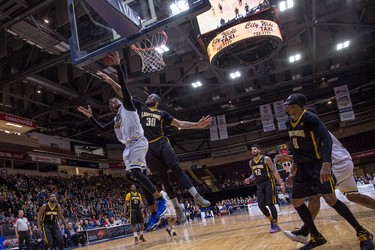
[
  {"xmin": 123, "ymin": 136, "xmax": 148, "ymax": 171},
  {"xmin": 129, "ymin": 209, "xmax": 144, "ymax": 225},
  {"xmin": 333, "ymin": 159, "xmax": 358, "ymax": 195},
  {"xmin": 292, "ymin": 161, "xmax": 336, "ymax": 199},
  {"xmin": 256, "ymin": 179, "xmax": 278, "ymax": 206},
  {"xmin": 165, "ymin": 202, "xmax": 177, "ymax": 218}
]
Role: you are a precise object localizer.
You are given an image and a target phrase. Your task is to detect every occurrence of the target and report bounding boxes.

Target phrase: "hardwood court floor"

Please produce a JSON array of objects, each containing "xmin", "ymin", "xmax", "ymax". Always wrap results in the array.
[{"xmin": 78, "ymin": 194, "xmax": 375, "ymax": 250}]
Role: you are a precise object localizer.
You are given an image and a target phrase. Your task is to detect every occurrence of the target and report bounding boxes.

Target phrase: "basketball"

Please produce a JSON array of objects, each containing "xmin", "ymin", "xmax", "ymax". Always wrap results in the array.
[{"xmin": 101, "ymin": 55, "xmax": 114, "ymax": 66}]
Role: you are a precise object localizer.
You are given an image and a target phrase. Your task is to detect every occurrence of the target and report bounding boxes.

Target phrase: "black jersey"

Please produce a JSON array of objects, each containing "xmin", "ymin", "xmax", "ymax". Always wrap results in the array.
[
  {"xmin": 249, "ymin": 156, "xmax": 273, "ymax": 183},
  {"xmin": 125, "ymin": 192, "xmax": 142, "ymax": 210},
  {"xmin": 133, "ymin": 99, "xmax": 174, "ymax": 142},
  {"xmin": 286, "ymin": 110, "xmax": 333, "ymax": 164},
  {"xmin": 42, "ymin": 202, "xmax": 58, "ymax": 224}
]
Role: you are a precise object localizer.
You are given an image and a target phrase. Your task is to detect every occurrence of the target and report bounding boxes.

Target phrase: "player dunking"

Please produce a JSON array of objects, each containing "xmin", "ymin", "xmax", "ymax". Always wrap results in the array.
[
  {"xmin": 124, "ymin": 185, "xmax": 146, "ymax": 244},
  {"xmin": 244, "ymin": 144, "xmax": 285, "ymax": 233},
  {"xmin": 97, "ymin": 68, "xmax": 212, "ymax": 227},
  {"xmin": 37, "ymin": 193, "xmax": 66, "ymax": 250},
  {"xmin": 77, "ymin": 52, "xmax": 167, "ymax": 230}
]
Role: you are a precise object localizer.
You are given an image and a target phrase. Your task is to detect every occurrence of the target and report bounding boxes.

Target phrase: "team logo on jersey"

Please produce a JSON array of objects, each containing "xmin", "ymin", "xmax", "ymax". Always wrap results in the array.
[{"xmin": 114, "ymin": 114, "xmax": 122, "ymax": 129}]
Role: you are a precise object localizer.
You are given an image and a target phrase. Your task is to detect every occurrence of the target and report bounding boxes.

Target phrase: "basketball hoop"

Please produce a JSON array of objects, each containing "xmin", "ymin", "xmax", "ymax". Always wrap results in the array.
[{"xmin": 130, "ymin": 31, "xmax": 168, "ymax": 73}]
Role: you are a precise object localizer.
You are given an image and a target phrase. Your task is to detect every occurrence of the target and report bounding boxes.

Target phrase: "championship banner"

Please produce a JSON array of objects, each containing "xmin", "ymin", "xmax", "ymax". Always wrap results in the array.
[
  {"xmin": 259, "ymin": 104, "xmax": 275, "ymax": 132},
  {"xmin": 209, "ymin": 117, "xmax": 219, "ymax": 141},
  {"xmin": 217, "ymin": 115, "xmax": 228, "ymax": 140},
  {"xmin": 272, "ymin": 100, "xmax": 288, "ymax": 130},
  {"xmin": 334, "ymin": 85, "xmax": 355, "ymax": 121}
]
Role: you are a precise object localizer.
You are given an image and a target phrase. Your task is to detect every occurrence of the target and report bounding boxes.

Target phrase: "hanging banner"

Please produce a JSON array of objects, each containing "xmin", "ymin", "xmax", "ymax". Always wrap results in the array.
[
  {"xmin": 259, "ymin": 104, "xmax": 275, "ymax": 132},
  {"xmin": 272, "ymin": 100, "xmax": 288, "ymax": 130},
  {"xmin": 217, "ymin": 115, "xmax": 228, "ymax": 140},
  {"xmin": 334, "ymin": 85, "xmax": 355, "ymax": 121},
  {"xmin": 209, "ymin": 117, "xmax": 219, "ymax": 141}
]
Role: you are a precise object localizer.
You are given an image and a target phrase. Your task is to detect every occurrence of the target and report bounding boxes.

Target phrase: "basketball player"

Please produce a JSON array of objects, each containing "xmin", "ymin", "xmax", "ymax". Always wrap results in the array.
[
  {"xmin": 244, "ymin": 144, "xmax": 285, "ymax": 233},
  {"xmin": 97, "ymin": 68, "xmax": 212, "ymax": 225},
  {"xmin": 157, "ymin": 186, "xmax": 178, "ymax": 237},
  {"xmin": 124, "ymin": 185, "xmax": 146, "ymax": 244},
  {"xmin": 37, "ymin": 193, "xmax": 66, "ymax": 250},
  {"xmin": 77, "ymin": 52, "xmax": 167, "ymax": 230},
  {"xmin": 279, "ymin": 127, "xmax": 375, "ymax": 244},
  {"xmin": 283, "ymin": 93, "xmax": 373, "ymax": 250}
]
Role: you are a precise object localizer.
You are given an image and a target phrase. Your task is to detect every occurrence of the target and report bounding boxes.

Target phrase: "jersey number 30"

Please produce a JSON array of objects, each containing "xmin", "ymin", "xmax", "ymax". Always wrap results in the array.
[{"xmin": 146, "ymin": 118, "xmax": 156, "ymax": 126}]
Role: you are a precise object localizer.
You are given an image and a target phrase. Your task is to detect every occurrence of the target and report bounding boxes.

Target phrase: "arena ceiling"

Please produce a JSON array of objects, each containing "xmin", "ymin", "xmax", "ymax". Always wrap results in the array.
[{"xmin": 0, "ymin": 0, "xmax": 374, "ymax": 157}]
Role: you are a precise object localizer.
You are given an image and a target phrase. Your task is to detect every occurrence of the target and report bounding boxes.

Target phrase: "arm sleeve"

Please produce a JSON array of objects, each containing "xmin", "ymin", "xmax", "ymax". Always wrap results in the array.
[
  {"xmin": 308, "ymin": 113, "xmax": 333, "ymax": 162},
  {"xmin": 115, "ymin": 64, "xmax": 136, "ymax": 111},
  {"xmin": 89, "ymin": 116, "xmax": 114, "ymax": 131},
  {"xmin": 132, "ymin": 98, "xmax": 144, "ymax": 111}
]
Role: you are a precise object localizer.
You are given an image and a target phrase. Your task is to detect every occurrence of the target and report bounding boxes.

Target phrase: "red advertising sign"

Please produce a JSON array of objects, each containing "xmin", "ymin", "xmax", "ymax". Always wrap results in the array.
[
  {"xmin": 0, "ymin": 112, "xmax": 36, "ymax": 128},
  {"xmin": 109, "ymin": 162, "xmax": 125, "ymax": 169},
  {"xmin": 0, "ymin": 151, "xmax": 30, "ymax": 160}
]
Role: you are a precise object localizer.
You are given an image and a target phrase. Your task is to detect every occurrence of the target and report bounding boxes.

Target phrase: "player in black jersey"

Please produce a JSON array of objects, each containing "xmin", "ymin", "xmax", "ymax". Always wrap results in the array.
[
  {"xmin": 98, "ymin": 70, "xmax": 212, "ymax": 226},
  {"xmin": 124, "ymin": 185, "xmax": 146, "ymax": 244},
  {"xmin": 244, "ymin": 144, "xmax": 285, "ymax": 233},
  {"xmin": 78, "ymin": 52, "xmax": 167, "ymax": 231},
  {"xmin": 283, "ymin": 93, "xmax": 373, "ymax": 250},
  {"xmin": 37, "ymin": 193, "xmax": 67, "ymax": 250}
]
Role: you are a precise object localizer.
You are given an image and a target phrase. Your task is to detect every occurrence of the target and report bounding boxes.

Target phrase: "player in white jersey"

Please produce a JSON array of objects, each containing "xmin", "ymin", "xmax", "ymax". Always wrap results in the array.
[
  {"xmin": 157, "ymin": 186, "xmax": 178, "ymax": 237},
  {"xmin": 281, "ymin": 132, "xmax": 375, "ymax": 244},
  {"xmin": 77, "ymin": 52, "xmax": 167, "ymax": 230}
]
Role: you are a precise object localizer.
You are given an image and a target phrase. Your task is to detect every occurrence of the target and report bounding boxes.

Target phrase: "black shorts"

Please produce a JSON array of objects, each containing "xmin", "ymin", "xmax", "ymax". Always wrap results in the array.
[
  {"xmin": 129, "ymin": 209, "xmax": 144, "ymax": 225},
  {"xmin": 292, "ymin": 161, "xmax": 336, "ymax": 199},
  {"xmin": 257, "ymin": 179, "xmax": 278, "ymax": 206},
  {"xmin": 146, "ymin": 137, "xmax": 178, "ymax": 173}
]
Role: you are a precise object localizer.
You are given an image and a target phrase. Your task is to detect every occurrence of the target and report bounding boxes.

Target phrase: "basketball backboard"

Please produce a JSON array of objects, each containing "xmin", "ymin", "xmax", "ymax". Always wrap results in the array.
[{"xmin": 67, "ymin": 0, "xmax": 211, "ymax": 66}]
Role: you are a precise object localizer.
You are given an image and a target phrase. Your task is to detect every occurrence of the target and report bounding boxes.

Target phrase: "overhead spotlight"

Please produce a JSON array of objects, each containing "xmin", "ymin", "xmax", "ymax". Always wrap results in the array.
[
  {"xmin": 229, "ymin": 71, "xmax": 241, "ymax": 79},
  {"xmin": 289, "ymin": 53, "xmax": 301, "ymax": 63},
  {"xmin": 336, "ymin": 40, "xmax": 350, "ymax": 50},
  {"xmin": 191, "ymin": 81, "xmax": 202, "ymax": 88},
  {"xmin": 155, "ymin": 44, "xmax": 169, "ymax": 54},
  {"xmin": 44, "ymin": 18, "xmax": 49, "ymax": 24},
  {"xmin": 328, "ymin": 101, "xmax": 332, "ymax": 104},
  {"xmin": 279, "ymin": 0, "xmax": 294, "ymax": 12}
]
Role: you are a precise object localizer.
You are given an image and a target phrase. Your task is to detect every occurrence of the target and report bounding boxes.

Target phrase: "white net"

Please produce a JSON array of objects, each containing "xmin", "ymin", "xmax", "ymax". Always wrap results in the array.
[{"xmin": 131, "ymin": 31, "xmax": 168, "ymax": 73}]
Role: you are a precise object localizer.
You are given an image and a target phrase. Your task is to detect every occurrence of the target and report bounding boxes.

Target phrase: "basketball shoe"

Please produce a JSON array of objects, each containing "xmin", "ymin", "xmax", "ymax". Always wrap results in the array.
[
  {"xmin": 356, "ymin": 226, "xmax": 374, "ymax": 250},
  {"xmin": 300, "ymin": 234, "xmax": 327, "ymax": 250},
  {"xmin": 284, "ymin": 228, "xmax": 310, "ymax": 244},
  {"xmin": 139, "ymin": 235, "xmax": 147, "ymax": 242},
  {"xmin": 194, "ymin": 194, "xmax": 211, "ymax": 207},
  {"xmin": 166, "ymin": 228, "xmax": 172, "ymax": 236},
  {"xmin": 270, "ymin": 222, "xmax": 281, "ymax": 233},
  {"xmin": 175, "ymin": 204, "xmax": 186, "ymax": 223}
]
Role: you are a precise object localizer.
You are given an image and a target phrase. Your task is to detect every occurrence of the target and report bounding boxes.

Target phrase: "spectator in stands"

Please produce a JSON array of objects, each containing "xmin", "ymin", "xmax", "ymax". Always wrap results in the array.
[
  {"xmin": 30, "ymin": 225, "xmax": 43, "ymax": 250},
  {"xmin": 14, "ymin": 209, "xmax": 32, "ymax": 250}
]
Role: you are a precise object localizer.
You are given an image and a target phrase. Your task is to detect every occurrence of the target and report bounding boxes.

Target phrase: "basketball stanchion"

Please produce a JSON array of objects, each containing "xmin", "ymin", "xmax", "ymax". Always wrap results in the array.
[{"xmin": 130, "ymin": 31, "xmax": 168, "ymax": 73}]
